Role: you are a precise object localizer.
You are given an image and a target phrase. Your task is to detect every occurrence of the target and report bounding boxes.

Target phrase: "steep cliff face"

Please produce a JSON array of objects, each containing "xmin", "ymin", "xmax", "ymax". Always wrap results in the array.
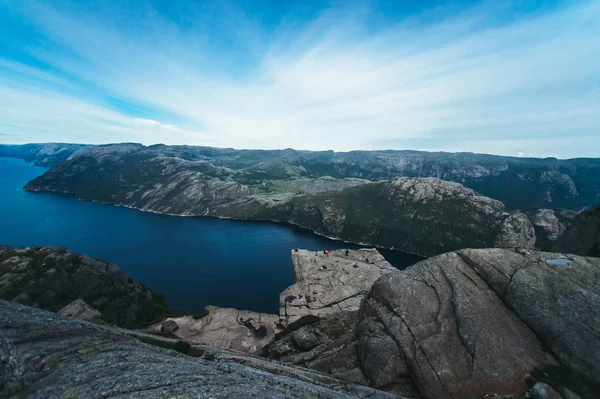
[
  {"xmin": 553, "ymin": 205, "xmax": 600, "ymax": 257},
  {"xmin": 215, "ymin": 177, "xmax": 536, "ymax": 256},
  {"xmin": 0, "ymin": 143, "xmax": 89, "ymax": 167},
  {"xmin": 0, "ymin": 245, "xmax": 170, "ymax": 327}
]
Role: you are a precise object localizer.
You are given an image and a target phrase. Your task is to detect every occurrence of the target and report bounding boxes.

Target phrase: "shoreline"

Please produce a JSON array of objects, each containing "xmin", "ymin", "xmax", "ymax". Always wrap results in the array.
[{"xmin": 23, "ymin": 185, "xmax": 426, "ymax": 259}]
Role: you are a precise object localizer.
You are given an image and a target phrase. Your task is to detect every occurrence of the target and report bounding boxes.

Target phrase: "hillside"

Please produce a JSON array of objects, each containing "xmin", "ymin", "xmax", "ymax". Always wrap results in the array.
[
  {"xmin": 2, "ymin": 142, "xmax": 599, "ymax": 209},
  {"xmin": 22, "ymin": 144, "xmax": 539, "ymax": 256}
]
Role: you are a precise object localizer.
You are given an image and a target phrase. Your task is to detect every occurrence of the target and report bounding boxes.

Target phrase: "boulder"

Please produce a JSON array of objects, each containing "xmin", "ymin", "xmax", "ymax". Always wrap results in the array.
[
  {"xmin": 58, "ymin": 298, "xmax": 105, "ymax": 324},
  {"xmin": 280, "ymin": 249, "xmax": 396, "ymax": 323},
  {"xmin": 357, "ymin": 249, "xmax": 600, "ymax": 399},
  {"xmin": 152, "ymin": 306, "xmax": 282, "ymax": 354},
  {"xmin": 160, "ymin": 319, "xmax": 179, "ymax": 333},
  {"xmin": 0, "ymin": 300, "xmax": 399, "ymax": 399},
  {"xmin": 292, "ymin": 327, "xmax": 320, "ymax": 350}
]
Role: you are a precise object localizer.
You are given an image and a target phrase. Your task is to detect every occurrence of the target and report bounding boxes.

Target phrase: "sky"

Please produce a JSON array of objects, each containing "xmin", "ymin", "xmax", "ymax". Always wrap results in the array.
[{"xmin": 0, "ymin": 0, "xmax": 598, "ymax": 158}]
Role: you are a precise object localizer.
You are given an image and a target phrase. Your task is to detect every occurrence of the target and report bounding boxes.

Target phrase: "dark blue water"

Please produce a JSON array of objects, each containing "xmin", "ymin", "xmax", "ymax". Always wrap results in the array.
[{"xmin": 0, "ymin": 157, "xmax": 422, "ymax": 314}]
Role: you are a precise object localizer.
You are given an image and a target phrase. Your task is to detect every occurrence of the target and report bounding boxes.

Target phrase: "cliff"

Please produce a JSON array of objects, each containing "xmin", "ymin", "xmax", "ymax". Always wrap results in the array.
[
  {"xmin": 23, "ymin": 144, "xmax": 541, "ymax": 256},
  {"xmin": 0, "ymin": 245, "xmax": 170, "ymax": 327}
]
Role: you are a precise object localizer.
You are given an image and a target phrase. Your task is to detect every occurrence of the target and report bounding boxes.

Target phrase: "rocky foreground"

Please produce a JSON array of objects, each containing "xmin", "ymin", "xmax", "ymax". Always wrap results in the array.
[
  {"xmin": 0, "ymin": 300, "xmax": 397, "ymax": 399},
  {"xmin": 1, "ymin": 245, "xmax": 598, "ymax": 398},
  {"xmin": 265, "ymin": 248, "xmax": 600, "ymax": 398}
]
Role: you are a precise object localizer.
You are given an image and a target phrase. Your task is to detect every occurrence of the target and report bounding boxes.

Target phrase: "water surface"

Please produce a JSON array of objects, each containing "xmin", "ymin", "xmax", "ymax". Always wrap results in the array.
[{"xmin": 0, "ymin": 157, "xmax": 422, "ymax": 313}]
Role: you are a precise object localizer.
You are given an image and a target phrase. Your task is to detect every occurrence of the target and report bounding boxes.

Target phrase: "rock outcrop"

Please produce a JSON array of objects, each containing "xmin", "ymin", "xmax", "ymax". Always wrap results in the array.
[
  {"xmin": 58, "ymin": 298, "xmax": 105, "ymax": 324},
  {"xmin": 553, "ymin": 205, "xmax": 600, "ymax": 257},
  {"xmin": 280, "ymin": 249, "xmax": 397, "ymax": 323},
  {"xmin": 263, "ymin": 312, "xmax": 379, "ymax": 390},
  {"xmin": 357, "ymin": 248, "xmax": 600, "ymax": 399},
  {"xmin": 0, "ymin": 245, "xmax": 170, "ymax": 327},
  {"xmin": 152, "ymin": 306, "xmax": 282, "ymax": 354},
  {"xmin": 0, "ymin": 300, "xmax": 398, "ymax": 399}
]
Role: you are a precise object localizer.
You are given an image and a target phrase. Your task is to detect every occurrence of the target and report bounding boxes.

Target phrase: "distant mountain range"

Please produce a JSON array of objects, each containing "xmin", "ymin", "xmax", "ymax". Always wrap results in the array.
[{"xmin": 2, "ymin": 143, "xmax": 599, "ymax": 256}]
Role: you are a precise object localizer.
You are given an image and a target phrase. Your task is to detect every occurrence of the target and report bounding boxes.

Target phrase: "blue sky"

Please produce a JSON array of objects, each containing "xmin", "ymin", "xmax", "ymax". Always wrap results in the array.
[{"xmin": 0, "ymin": 0, "xmax": 598, "ymax": 158}]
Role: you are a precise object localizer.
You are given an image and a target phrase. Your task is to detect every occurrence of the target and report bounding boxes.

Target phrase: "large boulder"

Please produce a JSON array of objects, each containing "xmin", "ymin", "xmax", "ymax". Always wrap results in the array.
[
  {"xmin": 280, "ymin": 249, "xmax": 397, "ymax": 323},
  {"xmin": 0, "ymin": 245, "xmax": 170, "ymax": 327},
  {"xmin": 0, "ymin": 300, "xmax": 398, "ymax": 399},
  {"xmin": 152, "ymin": 306, "xmax": 282, "ymax": 354},
  {"xmin": 553, "ymin": 204, "xmax": 600, "ymax": 257},
  {"xmin": 58, "ymin": 298, "xmax": 105, "ymax": 324},
  {"xmin": 357, "ymin": 248, "xmax": 600, "ymax": 399}
]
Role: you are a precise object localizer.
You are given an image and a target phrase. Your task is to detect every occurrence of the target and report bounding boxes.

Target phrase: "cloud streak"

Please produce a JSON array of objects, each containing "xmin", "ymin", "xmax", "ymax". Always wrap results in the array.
[{"xmin": 0, "ymin": 0, "xmax": 599, "ymax": 157}]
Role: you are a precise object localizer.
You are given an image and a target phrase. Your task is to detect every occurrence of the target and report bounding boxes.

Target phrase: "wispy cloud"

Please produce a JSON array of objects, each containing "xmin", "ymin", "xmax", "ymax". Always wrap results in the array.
[{"xmin": 0, "ymin": 0, "xmax": 598, "ymax": 157}]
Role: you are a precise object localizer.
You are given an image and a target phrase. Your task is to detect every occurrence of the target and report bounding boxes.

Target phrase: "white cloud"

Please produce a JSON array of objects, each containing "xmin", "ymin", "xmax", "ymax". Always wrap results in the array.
[{"xmin": 0, "ymin": 0, "xmax": 599, "ymax": 157}]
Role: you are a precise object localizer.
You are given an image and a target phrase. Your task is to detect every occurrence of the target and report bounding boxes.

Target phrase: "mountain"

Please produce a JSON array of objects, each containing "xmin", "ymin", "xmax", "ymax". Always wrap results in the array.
[
  {"xmin": 3, "ymin": 142, "xmax": 600, "ymax": 209},
  {"xmin": 0, "ymin": 143, "xmax": 90, "ymax": 167},
  {"xmin": 22, "ymin": 144, "xmax": 538, "ymax": 256}
]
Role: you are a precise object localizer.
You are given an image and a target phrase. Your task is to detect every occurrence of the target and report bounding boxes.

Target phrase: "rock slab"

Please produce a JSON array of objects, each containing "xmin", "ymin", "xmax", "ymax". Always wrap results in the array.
[
  {"xmin": 357, "ymin": 248, "xmax": 600, "ymax": 399},
  {"xmin": 152, "ymin": 306, "xmax": 281, "ymax": 353},
  {"xmin": 280, "ymin": 249, "xmax": 397, "ymax": 323}
]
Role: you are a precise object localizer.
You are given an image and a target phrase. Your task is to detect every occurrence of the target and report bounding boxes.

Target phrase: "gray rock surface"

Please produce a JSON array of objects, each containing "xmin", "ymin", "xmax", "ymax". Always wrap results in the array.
[
  {"xmin": 494, "ymin": 211, "xmax": 537, "ymax": 249},
  {"xmin": 263, "ymin": 312, "xmax": 384, "ymax": 392},
  {"xmin": 280, "ymin": 249, "xmax": 397, "ymax": 323},
  {"xmin": 553, "ymin": 205, "xmax": 600, "ymax": 257},
  {"xmin": 458, "ymin": 249, "xmax": 600, "ymax": 381},
  {"xmin": 0, "ymin": 300, "xmax": 399, "ymax": 399},
  {"xmin": 357, "ymin": 248, "xmax": 600, "ymax": 399},
  {"xmin": 152, "ymin": 306, "xmax": 282, "ymax": 354},
  {"xmin": 0, "ymin": 245, "xmax": 170, "ymax": 327},
  {"xmin": 57, "ymin": 298, "xmax": 105, "ymax": 324},
  {"xmin": 160, "ymin": 319, "xmax": 179, "ymax": 333},
  {"xmin": 292, "ymin": 327, "xmax": 320, "ymax": 350}
]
